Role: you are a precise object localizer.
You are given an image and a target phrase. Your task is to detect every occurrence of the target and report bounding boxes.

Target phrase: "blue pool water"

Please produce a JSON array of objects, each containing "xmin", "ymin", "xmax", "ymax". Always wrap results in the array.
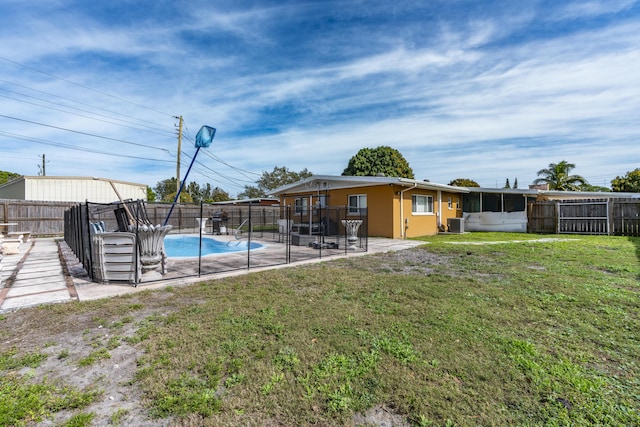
[{"xmin": 164, "ymin": 235, "xmax": 265, "ymax": 258}]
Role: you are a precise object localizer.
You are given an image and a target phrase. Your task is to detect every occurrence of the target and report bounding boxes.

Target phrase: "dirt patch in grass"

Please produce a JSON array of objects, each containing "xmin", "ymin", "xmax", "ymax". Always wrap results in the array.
[{"xmin": 344, "ymin": 247, "xmax": 455, "ymax": 275}]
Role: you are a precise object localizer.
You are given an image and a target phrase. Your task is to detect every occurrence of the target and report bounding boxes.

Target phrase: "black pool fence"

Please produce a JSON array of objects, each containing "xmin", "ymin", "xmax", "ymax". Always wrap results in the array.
[{"xmin": 64, "ymin": 200, "xmax": 368, "ymax": 285}]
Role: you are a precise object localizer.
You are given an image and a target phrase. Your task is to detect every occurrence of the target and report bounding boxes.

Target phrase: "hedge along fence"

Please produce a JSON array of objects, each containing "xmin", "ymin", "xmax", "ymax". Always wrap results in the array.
[{"xmin": 528, "ymin": 198, "xmax": 640, "ymax": 236}]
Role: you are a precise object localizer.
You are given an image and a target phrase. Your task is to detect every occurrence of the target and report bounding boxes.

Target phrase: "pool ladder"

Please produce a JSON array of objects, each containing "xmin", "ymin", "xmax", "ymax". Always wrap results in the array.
[{"xmin": 235, "ymin": 219, "xmax": 252, "ymax": 239}]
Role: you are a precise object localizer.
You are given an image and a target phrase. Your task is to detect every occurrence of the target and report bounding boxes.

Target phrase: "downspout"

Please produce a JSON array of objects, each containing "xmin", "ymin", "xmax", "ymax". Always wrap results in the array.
[
  {"xmin": 437, "ymin": 190, "xmax": 442, "ymax": 230},
  {"xmin": 399, "ymin": 183, "xmax": 417, "ymax": 239}
]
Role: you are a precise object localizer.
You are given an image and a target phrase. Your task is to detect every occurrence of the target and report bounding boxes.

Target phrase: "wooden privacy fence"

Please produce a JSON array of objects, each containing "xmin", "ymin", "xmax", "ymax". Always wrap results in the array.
[
  {"xmin": 528, "ymin": 198, "xmax": 640, "ymax": 236},
  {"xmin": 1, "ymin": 199, "xmax": 76, "ymax": 236},
  {"xmin": 0, "ymin": 200, "xmax": 286, "ymax": 236}
]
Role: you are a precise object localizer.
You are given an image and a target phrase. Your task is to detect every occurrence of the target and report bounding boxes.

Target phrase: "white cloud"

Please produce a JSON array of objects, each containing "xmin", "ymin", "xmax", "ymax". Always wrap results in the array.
[{"xmin": 553, "ymin": 0, "xmax": 638, "ymax": 20}]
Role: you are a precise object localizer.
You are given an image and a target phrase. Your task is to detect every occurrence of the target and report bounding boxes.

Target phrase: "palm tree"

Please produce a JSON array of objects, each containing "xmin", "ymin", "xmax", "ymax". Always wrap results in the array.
[{"xmin": 533, "ymin": 161, "xmax": 587, "ymax": 191}]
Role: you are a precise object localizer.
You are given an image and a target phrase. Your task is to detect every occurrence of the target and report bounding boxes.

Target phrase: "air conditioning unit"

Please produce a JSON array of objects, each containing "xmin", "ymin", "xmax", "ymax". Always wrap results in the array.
[{"xmin": 447, "ymin": 218, "xmax": 464, "ymax": 234}]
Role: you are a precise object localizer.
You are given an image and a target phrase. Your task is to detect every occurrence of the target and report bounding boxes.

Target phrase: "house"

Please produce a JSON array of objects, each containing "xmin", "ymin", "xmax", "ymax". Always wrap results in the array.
[
  {"xmin": 270, "ymin": 175, "xmax": 468, "ymax": 239},
  {"xmin": 0, "ymin": 176, "xmax": 147, "ymax": 203}
]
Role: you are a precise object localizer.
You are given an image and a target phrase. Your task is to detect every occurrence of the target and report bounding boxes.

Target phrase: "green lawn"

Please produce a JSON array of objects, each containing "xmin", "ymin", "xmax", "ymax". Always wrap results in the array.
[{"xmin": 1, "ymin": 233, "xmax": 639, "ymax": 426}]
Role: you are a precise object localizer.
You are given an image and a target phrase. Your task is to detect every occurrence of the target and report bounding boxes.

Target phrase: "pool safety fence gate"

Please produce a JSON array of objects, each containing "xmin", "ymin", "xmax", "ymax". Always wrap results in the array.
[{"xmin": 64, "ymin": 201, "xmax": 368, "ymax": 285}]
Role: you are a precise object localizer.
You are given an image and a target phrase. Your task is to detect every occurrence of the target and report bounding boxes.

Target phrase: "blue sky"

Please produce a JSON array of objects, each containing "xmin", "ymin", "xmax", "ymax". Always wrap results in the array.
[{"xmin": 1, "ymin": 0, "xmax": 639, "ymax": 196}]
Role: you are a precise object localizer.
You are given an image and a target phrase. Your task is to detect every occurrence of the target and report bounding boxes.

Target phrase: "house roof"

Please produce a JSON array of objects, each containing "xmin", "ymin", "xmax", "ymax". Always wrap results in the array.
[
  {"xmin": 465, "ymin": 187, "xmax": 539, "ymax": 196},
  {"xmin": 465, "ymin": 187, "xmax": 640, "ymax": 199},
  {"xmin": 270, "ymin": 175, "xmax": 469, "ymax": 196},
  {"xmin": 211, "ymin": 197, "xmax": 279, "ymax": 205}
]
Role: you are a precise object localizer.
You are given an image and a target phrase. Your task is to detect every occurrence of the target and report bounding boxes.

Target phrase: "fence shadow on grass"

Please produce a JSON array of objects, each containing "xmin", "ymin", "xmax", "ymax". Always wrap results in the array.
[{"xmin": 629, "ymin": 236, "xmax": 640, "ymax": 279}]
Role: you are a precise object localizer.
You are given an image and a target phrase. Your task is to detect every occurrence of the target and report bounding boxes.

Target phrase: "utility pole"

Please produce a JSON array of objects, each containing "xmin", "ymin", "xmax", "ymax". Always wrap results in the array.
[
  {"xmin": 175, "ymin": 116, "xmax": 183, "ymax": 195},
  {"xmin": 38, "ymin": 154, "xmax": 48, "ymax": 176}
]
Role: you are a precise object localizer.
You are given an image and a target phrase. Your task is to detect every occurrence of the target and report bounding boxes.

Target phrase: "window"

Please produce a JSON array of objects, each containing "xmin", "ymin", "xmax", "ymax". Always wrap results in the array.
[
  {"xmin": 315, "ymin": 195, "xmax": 327, "ymax": 208},
  {"xmin": 294, "ymin": 197, "xmax": 308, "ymax": 214},
  {"xmin": 447, "ymin": 197, "xmax": 453, "ymax": 210},
  {"xmin": 456, "ymin": 197, "xmax": 461, "ymax": 210},
  {"xmin": 462, "ymin": 193, "xmax": 480, "ymax": 212},
  {"xmin": 412, "ymin": 195, "xmax": 433, "ymax": 214},
  {"xmin": 348, "ymin": 194, "xmax": 367, "ymax": 214}
]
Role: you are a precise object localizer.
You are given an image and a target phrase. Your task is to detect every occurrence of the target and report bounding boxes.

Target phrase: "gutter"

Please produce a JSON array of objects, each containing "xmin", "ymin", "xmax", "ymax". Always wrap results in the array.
[{"xmin": 399, "ymin": 183, "xmax": 417, "ymax": 239}]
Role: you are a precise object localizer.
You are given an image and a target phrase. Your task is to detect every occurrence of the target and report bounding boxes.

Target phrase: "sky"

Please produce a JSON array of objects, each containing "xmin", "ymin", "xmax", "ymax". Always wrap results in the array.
[{"xmin": 1, "ymin": 0, "xmax": 639, "ymax": 197}]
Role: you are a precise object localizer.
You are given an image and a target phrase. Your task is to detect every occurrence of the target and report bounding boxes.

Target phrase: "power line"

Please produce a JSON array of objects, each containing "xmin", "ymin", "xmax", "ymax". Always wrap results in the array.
[
  {"xmin": 0, "ymin": 131, "xmax": 174, "ymax": 163},
  {"xmin": 181, "ymin": 123, "xmax": 260, "ymax": 178},
  {"xmin": 190, "ymin": 167, "xmax": 246, "ymax": 192},
  {"xmin": 0, "ymin": 114, "xmax": 171, "ymax": 153},
  {"xmin": 179, "ymin": 151, "xmax": 255, "ymax": 189},
  {"xmin": 0, "ymin": 90, "xmax": 173, "ymax": 137},
  {"xmin": 0, "ymin": 78, "xmax": 172, "ymax": 131},
  {"xmin": 0, "ymin": 56, "xmax": 174, "ymax": 118},
  {"xmin": 200, "ymin": 150, "xmax": 261, "ymax": 179}
]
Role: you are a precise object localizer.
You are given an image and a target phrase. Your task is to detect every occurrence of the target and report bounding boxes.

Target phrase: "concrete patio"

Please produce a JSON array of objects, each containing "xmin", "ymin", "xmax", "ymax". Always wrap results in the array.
[{"xmin": 0, "ymin": 236, "xmax": 426, "ymax": 313}]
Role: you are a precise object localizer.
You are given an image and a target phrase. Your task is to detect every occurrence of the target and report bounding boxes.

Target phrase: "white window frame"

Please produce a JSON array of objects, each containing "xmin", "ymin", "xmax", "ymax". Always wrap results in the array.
[
  {"xmin": 412, "ymin": 194, "xmax": 434, "ymax": 215},
  {"xmin": 447, "ymin": 197, "xmax": 453, "ymax": 210},
  {"xmin": 348, "ymin": 194, "xmax": 367, "ymax": 215}
]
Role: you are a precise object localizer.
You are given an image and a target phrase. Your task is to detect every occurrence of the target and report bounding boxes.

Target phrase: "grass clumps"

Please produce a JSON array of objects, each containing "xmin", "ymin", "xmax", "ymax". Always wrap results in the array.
[{"xmin": 0, "ymin": 376, "xmax": 101, "ymax": 426}]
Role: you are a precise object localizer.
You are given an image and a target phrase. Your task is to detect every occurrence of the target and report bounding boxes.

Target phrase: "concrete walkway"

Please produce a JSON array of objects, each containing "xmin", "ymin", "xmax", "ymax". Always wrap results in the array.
[
  {"xmin": 1, "ymin": 237, "xmax": 426, "ymax": 313},
  {"xmin": 0, "ymin": 239, "xmax": 76, "ymax": 312}
]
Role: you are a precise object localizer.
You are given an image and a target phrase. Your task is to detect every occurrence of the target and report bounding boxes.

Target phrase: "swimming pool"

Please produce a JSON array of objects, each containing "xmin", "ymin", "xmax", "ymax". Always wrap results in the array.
[{"xmin": 164, "ymin": 235, "xmax": 265, "ymax": 258}]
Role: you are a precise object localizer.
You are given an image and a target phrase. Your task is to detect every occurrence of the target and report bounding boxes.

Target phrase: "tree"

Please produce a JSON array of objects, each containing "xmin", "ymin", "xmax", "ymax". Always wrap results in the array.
[
  {"xmin": 580, "ymin": 183, "xmax": 611, "ymax": 192},
  {"xmin": 164, "ymin": 191, "xmax": 193, "ymax": 203},
  {"xmin": 533, "ymin": 161, "xmax": 587, "ymax": 191},
  {"xmin": 513, "ymin": 177, "xmax": 518, "ymax": 189},
  {"xmin": 504, "ymin": 178, "xmax": 511, "ymax": 189},
  {"xmin": 207, "ymin": 187, "xmax": 231, "ymax": 202},
  {"xmin": 146, "ymin": 186, "xmax": 156, "ymax": 202},
  {"xmin": 238, "ymin": 186, "xmax": 269, "ymax": 199},
  {"xmin": 154, "ymin": 178, "xmax": 178, "ymax": 201},
  {"xmin": 611, "ymin": 168, "xmax": 640, "ymax": 192},
  {"xmin": 154, "ymin": 178, "xmax": 231, "ymax": 203},
  {"xmin": 342, "ymin": 146, "xmax": 414, "ymax": 179},
  {"xmin": 238, "ymin": 166, "xmax": 312, "ymax": 199},
  {"xmin": 0, "ymin": 170, "xmax": 20, "ymax": 185},
  {"xmin": 186, "ymin": 181, "xmax": 204, "ymax": 203},
  {"xmin": 448, "ymin": 178, "xmax": 480, "ymax": 187}
]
